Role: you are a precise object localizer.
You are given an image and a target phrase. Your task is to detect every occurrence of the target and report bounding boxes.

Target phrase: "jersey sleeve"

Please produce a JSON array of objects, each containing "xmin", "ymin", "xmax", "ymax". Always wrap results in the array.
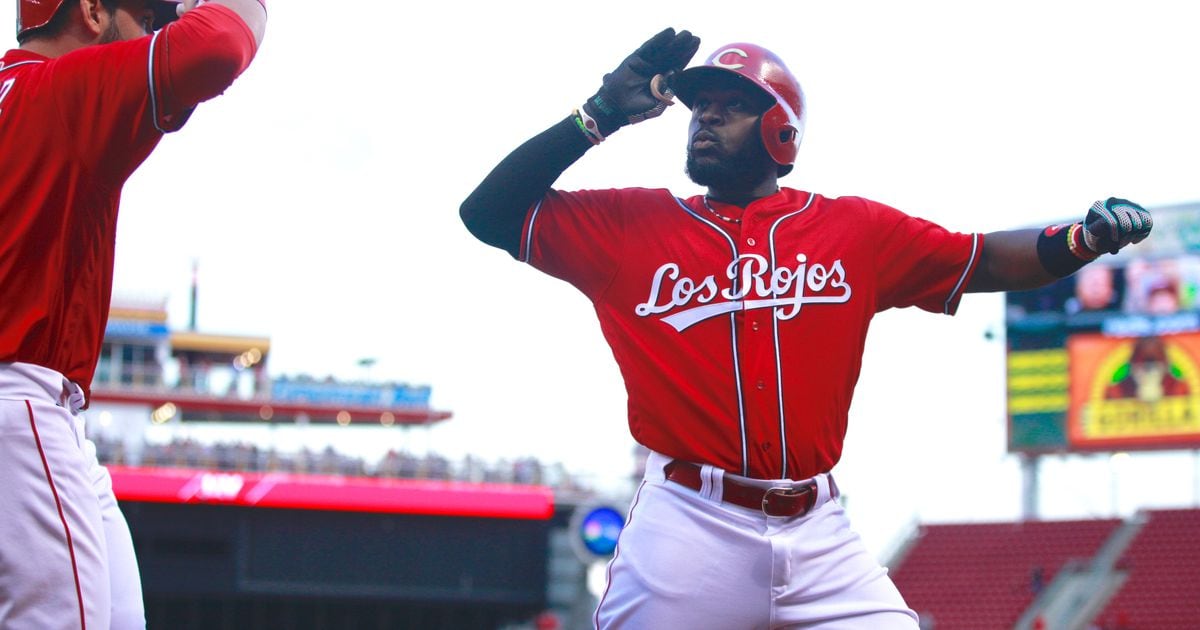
[
  {"xmin": 150, "ymin": 4, "xmax": 258, "ymax": 131},
  {"xmin": 46, "ymin": 4, "xmax": 257, "ymax": 181},
  {"xmin": 868, "ymin": 198, "xmax": 983, "ymax": 315},
  {"xmin": 518, "ymin": 188, "xmax": 637, "ymax": 300}
]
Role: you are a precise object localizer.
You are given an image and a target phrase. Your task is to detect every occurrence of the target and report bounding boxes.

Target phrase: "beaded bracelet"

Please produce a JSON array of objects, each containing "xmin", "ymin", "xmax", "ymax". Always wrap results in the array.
[
  {"xmin": 1037, "ymin": 222, "xmax": 1099, "ymax": 277},
  {"xmin": 573, "ymin": 108, "xmax": 605, "ymax": 145}
]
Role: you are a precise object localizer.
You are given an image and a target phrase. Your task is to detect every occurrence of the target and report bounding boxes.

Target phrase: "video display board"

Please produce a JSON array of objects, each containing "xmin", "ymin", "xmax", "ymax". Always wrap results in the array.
[{"xmin": 1006, "ymin": 202, "xmax": 1200, "ymax": 452}]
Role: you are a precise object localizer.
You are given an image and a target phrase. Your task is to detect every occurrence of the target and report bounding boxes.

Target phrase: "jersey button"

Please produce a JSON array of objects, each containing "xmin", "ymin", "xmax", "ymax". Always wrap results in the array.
[
  {"xmin": 761, "ymin": 441, "xmax": 771, "ymax": 451},
  {"xmin": 751, "ymin": 321, "xmax": 760, "ymax": 331},
  {"xmin": 746, "ymin": 237, "xmax": 757, "ymax": 246},
  {"xmin": 756, "ymin": 380, "xmax": 766, "ymax": 390}
]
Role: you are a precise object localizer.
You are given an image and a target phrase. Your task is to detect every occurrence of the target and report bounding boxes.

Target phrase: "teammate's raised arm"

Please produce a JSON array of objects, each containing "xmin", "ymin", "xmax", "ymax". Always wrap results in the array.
[
  {"xmin": 177, "ymin": 0, "xmax": 266, "ymax": 46},
  {"xmin": 459, "ymin": 28, "xmax": 700, "ymax": 258},
  {"xmin": 967, "ymin": 198, "xmax": 1153, "ymax": 293},
  {"xmin": 150, "ymin": 0, "xmax": 268, "ymax": 117}
]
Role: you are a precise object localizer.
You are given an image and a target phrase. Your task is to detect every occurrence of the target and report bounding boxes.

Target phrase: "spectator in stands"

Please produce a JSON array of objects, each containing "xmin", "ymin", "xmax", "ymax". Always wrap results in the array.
[
  {"xmin": 377, "ymin": 449, "xmax": 402, "ymax": 477},
  {"xmin": 463, "ymin": 454, "xmax": 486, "ymax": 483}
]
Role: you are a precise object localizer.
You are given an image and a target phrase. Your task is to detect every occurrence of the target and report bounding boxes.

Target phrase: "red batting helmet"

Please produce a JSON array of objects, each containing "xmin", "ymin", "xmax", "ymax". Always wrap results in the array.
[
  {"xmin": 18, "ymin": 0, "xmax": 183, "ymax": 38},
  {"xmin": 17, "ymin": 0, "xmax": 66, "ymax": 36},
  {"xmin": 673, "ymin": 43, "xmax": 806, "ymax": 173}
]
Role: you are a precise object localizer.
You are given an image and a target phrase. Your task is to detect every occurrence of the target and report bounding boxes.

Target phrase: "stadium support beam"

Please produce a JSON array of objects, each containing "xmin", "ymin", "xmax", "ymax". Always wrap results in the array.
[
  {"xmin": 1021, "ymin": 453, "xmax": 1040, "ymax": 520},
  {"xmin": 1194, "ymin": 449, "xmax": 1200, "ymax": 507}
]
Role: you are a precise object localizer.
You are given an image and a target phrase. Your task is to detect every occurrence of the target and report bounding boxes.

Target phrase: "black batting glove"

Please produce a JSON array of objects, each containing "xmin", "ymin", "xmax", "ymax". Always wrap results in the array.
[
  {"xmin": 1082, "ymin": 197, "xmax": 1153, "ymax": 255},
  {"xmin": 583, "ymin": 28, "xmax": 701, "ymax": 138}
]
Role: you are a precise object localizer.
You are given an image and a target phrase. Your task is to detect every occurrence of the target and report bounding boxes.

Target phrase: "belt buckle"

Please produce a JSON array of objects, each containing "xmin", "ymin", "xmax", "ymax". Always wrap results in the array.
[{"xmin": 761, "ymin": 485, "xmax": 815, "ymax": 518}]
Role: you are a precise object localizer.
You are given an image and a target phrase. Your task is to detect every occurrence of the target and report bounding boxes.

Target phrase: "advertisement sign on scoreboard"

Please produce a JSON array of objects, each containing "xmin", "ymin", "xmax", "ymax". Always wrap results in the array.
[{"xmin": 1006, "ymin": 202, "xmax": 1200, "ymax": 453}]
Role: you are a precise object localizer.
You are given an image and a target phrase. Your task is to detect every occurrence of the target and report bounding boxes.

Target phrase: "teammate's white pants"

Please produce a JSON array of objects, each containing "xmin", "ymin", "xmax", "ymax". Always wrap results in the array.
[
  {"xmin": 595, "ymin": 451, "xmax": 918, "ymax": 630},
  {"xmin": 0, "ymin": 363, "xmax": 145, "ymax": 630}
]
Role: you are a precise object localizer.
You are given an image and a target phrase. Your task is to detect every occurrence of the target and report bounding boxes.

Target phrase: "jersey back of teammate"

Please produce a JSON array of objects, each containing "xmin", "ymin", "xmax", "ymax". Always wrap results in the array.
[{"xmin": 0, "ymin": 6, "xmax": 257, "ymax": 399}]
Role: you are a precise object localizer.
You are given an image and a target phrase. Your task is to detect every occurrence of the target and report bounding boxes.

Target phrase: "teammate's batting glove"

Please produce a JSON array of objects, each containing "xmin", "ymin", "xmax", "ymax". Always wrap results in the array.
[
  {"xmin": 578, "ymin": 28, "xmax": 701, "ymax": 143},
  {"xmin": 1082, "ymin": 197, "xmax": 1153, "ymax": 255}
]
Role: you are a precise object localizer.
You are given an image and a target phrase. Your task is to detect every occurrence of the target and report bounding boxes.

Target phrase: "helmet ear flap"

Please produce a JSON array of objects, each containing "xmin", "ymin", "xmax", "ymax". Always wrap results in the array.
[{"xmin": 760, "ymin": 103, "xmax": 800, "ymax": 167}]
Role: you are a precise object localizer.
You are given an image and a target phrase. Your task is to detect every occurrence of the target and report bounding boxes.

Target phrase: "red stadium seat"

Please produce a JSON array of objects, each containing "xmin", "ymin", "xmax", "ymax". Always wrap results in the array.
[
  {"xmin": 1092, "ymin": 508, "xmax": 1200, "ymax": 630},
  {"xmin": 890, "ymin": 518, "xmax": 1122, "ymax": 629}
]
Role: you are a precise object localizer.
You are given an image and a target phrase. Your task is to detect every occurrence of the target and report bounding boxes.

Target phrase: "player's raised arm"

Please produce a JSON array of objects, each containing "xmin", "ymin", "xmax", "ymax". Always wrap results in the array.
[
  {"xmin": 158, "ymin": 0, "xmax": 267, "ymax": 107},
  {"xmin": 459, "ymin": 28, "xmax": 700, "ymax": 257},
  {"xmin": 967, "ymin": 197, "xmax": 1153, "ymax": 292},
  {"xmin": 177, "ymin": 0, "xmax": 266, "ymax": 46},
  {"xmin": 91, "ymin": 0, "xmax": 267, "ymax": 140}
]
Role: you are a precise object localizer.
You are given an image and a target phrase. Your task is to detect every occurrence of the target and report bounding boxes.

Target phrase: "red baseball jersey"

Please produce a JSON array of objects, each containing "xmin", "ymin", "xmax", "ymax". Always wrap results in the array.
[
  {"xmin": 0, "ymin": 6, "xmax": 257, "ymax": 400},
  {"xmin": 521, "ymin": 187, "xmax": 982, "ymax": 480}
]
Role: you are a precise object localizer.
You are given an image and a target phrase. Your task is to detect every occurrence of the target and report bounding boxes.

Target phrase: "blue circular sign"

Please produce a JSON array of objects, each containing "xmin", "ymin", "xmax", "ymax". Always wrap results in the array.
[{"xmin": 579, "ymin": 506, "xmax": 625, "ymax": 557}]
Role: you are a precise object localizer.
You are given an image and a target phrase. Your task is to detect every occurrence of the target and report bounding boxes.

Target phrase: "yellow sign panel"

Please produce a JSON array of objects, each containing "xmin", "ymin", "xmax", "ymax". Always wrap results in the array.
[
  {"xmin": 1068, "ymin": 333, "xmax": 1200, "ymax": 448},
  {"xmin": 1008, "ymin": 349, "xmax": 1069, "ymax": 415}
]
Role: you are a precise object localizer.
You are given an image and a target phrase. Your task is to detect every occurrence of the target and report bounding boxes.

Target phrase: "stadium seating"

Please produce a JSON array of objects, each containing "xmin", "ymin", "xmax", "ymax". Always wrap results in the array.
[
  {"xmin": 1091, "ymin": 508, "xmax": 1200, "ymax": 629},
  {"xmin": 889, "ymin": 518, "xmax": 1122, "ymax": 629}
]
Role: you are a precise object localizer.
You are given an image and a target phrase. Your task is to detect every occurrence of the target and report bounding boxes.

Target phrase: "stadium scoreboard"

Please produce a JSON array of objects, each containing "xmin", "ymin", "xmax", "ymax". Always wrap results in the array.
[{"xmin": 1006, "ymin": 202, "xmax": 1200, "ymax": 453}]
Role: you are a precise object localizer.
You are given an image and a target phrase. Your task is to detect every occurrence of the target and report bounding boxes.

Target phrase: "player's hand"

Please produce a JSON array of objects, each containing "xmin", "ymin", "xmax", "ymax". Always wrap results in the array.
[
  {"xmin": 144, "ymin": 0, "xmax": 186, "ymax": 30},
  {"xmin": 583, "ymin": 28, "xmax": 701, "ymax": 137},
  {"xmin": 175, "ymin": 0, "xmax": 204, "ymax": 18},
  {"xmin": 1081, "ymin": 197, "xmax": 1153, "ymax": 255}
]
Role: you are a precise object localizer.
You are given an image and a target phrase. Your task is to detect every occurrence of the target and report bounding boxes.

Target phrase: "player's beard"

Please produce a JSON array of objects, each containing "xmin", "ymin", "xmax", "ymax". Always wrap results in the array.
[
  {"xmin": 685, "ymin": 137, "xmax": 777, "ymax": 192},
  {"xmin": 98, "ymin": 13, "xmax": 122, "ymax": 44}
]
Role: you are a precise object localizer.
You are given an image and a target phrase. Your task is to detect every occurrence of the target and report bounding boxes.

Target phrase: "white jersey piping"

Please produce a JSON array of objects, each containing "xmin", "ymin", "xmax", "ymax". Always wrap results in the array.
[
  {"xmin": 944, "ymin": 233, "xmax": 981, "ymax": 314},
  {"xmin": 766, "ymin": 192, "xmax": 816, "ymax": 478},
  {"xmin": 672, "ymin": 195, "xmax": 751, "ymax": 474}
]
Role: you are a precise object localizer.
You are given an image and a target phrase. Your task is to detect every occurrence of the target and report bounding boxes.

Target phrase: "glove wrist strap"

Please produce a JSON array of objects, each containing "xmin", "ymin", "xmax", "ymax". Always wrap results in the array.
[
  {"xmin": 583, "ymin": 94, "xmax": 627, "ymax": 137},
  {"xmin": 1038, "ymin": 222, "xmax": 1100, "ymax": 278}
]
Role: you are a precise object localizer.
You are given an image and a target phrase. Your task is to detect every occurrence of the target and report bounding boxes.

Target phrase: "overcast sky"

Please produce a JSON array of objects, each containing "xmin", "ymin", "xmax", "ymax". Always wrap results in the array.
[{"xmin": 7, "ymin": 0, "xmax": 1200, "ymax": 559}]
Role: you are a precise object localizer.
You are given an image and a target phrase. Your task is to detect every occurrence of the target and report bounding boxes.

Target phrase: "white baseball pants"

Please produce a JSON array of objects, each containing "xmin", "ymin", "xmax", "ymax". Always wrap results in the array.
[
  {"xmin": 0, "ymin": 363, "xmax": 145, "ymax": 630},
  {"xmin": 594, "ymin": 450, "xmax": 918, "ymax": 629}
]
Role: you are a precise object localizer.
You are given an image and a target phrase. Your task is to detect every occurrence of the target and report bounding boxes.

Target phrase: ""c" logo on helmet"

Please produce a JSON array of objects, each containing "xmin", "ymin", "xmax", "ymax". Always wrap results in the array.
[{"xmin": 712, "ymin": 48, "xmax": 749, "ymax": 70}]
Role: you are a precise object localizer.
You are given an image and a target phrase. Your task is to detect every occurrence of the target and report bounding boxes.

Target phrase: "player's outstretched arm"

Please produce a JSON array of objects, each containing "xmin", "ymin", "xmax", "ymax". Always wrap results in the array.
[
  {"xmin": 967, "ymin": 198, "xmax": 1152, "ymax": 292},
  {"xmin": 459, "ymin": 28, "xmax": 700, "ymax": 258}
]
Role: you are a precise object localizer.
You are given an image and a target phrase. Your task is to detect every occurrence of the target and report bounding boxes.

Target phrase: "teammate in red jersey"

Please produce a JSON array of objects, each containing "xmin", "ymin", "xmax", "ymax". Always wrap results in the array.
[
  {"xmin": 0, "ymin": 1, "xmax": 266, "ymax": 627},
  {"xmin": 461, "ymin": 29, "xmax": 1152, "ymax": 628}
]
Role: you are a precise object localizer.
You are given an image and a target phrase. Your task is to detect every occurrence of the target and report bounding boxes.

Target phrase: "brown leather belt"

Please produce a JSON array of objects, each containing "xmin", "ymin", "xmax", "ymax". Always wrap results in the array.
[{"xmin": 663, "ymin": 460, "xmax": 827, "ymax": 518}]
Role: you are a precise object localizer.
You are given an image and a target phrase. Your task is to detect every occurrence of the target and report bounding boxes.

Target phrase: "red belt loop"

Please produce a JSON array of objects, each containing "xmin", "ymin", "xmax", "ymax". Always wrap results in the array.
[{"xmin": 663, "ymin": 460, "xmax": 829, "ymax": 518}]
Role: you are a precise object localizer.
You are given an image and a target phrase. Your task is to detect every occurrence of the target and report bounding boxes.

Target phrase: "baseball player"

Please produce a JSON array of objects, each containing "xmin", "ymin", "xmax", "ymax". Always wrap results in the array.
[
  {"xmin": 461, "ymin": 29, "xmax": 1153, "ymax": 629},
  {"xmin": 0, "ymin": 1, "xmax": 266, "ymax": 628}
]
